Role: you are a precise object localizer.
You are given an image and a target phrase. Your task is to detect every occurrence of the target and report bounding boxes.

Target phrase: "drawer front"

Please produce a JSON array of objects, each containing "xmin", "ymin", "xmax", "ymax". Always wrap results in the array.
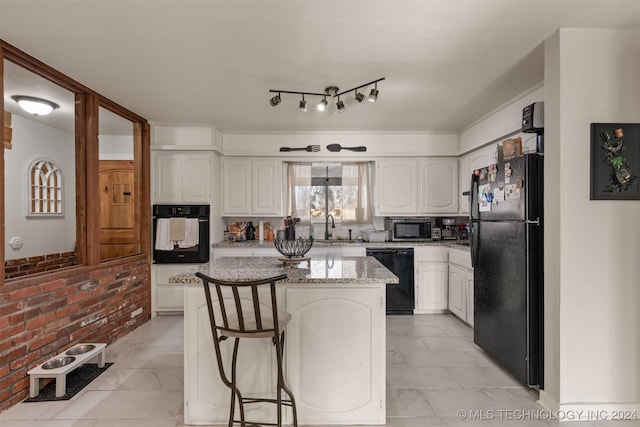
[
  {"xmin": 414, "ymin": 246, "xmax": 448, "ymax": 263},
  {"xmin": 448, "ymin": 249, "xmax": 472, "ymax": 269}
]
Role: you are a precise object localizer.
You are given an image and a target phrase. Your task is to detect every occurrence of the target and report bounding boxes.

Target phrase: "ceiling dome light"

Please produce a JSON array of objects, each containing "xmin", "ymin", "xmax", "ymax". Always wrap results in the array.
[
  {"xmin": 355, "ymin": 91, "xmax": 366, "ymax": 103},
  {"xmin": 299, "ymin": 95, "xmax": 307, "ymax": 112},
  {"xmin": 336, "ymin": 98, "xmax": 346, "ymax": 113},
  {"xmin": 11, "ymin": 95, "xmax": 59, "ymax": 116},
  {"xmin": 368, "ymin": 83, "xmax": 379, "ymax": 102},
  {"xmin": 317, "ymin": 97, "xmax": 328, "ymax": 112},
  {"xmin": 270, "ymin": 93, "xmax": 281, "ymax": 107}
]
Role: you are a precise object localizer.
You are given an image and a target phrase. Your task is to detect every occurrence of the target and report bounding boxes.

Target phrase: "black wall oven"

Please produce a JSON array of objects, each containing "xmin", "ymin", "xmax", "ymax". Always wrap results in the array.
[{"xmin": 152, "ymin": 204, "xmax": 210, "ymax": 264}]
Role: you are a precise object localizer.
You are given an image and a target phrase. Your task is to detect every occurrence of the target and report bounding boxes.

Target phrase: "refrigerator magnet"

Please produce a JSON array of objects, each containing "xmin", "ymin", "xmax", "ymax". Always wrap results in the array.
[
  {"xmin": 493, "ymin": 187, "xmax": 505, "ymax": 202},
  {"xmin": 505, "ymin": 184, "xmax": 521, "ymax": 200}
]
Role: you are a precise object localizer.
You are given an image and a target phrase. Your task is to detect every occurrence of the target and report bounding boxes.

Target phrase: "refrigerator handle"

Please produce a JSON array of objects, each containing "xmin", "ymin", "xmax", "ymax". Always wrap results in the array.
[{"xmin": 469, "ymin": 173, "xmax": 479, "ymax": 268}]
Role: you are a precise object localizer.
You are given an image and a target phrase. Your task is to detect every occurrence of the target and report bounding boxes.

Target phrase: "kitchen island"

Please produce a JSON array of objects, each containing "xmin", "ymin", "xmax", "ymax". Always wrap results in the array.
[{"xmin": 172, "ymin": 256, "xmax": 398, "ymax": 425}]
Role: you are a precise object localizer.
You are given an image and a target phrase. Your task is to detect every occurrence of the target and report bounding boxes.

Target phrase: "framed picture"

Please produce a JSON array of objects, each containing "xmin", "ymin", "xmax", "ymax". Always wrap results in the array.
[{"xmin": 590, "ymin": 123, "xmax": 640, "ymax": 200}]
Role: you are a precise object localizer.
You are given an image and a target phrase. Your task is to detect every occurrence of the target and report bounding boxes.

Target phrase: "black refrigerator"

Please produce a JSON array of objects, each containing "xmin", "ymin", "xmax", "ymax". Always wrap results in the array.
[{"xmin": 469, "ymin": 152, "xmax": 544, "ymax": 389}]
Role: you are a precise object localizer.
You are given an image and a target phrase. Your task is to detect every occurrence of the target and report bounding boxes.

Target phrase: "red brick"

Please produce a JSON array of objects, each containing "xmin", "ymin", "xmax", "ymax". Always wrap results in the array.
[
  {"xmin": 8, "ymin": 286, "xmax": 39, "ymax": 302},
  {"xmin": 67, "ymin": 289, "xmax": 92, "ymax": 304},
  {"xmin": 0, "ymin": 346, "xmax": 26, "ymax": 365},
  {"xmin": 40, "ymin": 279, "xmax": 66, "ymax": 292},
  {"xmin": 25, "ymin": 312, "xmax": 56, "ymax": 330}
]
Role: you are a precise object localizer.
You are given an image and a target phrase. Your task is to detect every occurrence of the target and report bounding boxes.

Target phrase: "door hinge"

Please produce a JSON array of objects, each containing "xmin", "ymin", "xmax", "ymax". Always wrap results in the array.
[{"xmin": 380, "ymin": 296, "xmax": 384, "ymax": 308}]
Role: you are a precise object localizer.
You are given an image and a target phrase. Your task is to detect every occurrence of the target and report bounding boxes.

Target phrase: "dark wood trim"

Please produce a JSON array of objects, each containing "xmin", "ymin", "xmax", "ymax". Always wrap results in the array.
[
  {"xmin": 85, "ymin": 93, "xmax": 100, "ymax": 266},
  {"xmin": 1, "ymin": 38, "xmax": 152, "ymax": 279},
  {"xmin": 75, "ymin": 93, "xmax": 87, "ymax": 266},
  {"xmin": 0, "ymin": 45, "xmax": 5, "ymax": 281},
  {"xmin": 0, "ymin": 40, "xmax": 87, "ymax": 94}
]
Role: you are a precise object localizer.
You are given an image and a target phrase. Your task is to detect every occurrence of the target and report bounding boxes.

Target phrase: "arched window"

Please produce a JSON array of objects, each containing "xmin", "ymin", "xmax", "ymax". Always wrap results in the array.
[{"xmin": 27, "ymin": 158, "xmax": 63, "ymax": 216}]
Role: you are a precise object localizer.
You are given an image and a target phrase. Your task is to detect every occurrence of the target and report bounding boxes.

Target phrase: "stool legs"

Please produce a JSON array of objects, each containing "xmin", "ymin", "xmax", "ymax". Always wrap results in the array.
[{"xmin": 222, "ymin": 332, "xmax": 298, "ymax": 427}]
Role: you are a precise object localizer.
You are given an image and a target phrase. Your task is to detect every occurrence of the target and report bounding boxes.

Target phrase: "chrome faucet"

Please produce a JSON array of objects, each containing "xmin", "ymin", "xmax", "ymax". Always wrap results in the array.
[{"xmin": 325, "ymin": 214, "xmax": 336, "ymax": 240}]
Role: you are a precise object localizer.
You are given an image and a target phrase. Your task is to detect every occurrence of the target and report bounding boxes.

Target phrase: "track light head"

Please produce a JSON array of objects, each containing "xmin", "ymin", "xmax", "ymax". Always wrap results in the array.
[
  {"xmin": 355, "ymin": 91, "xmax": 366, "ymax": 103},
  {"xmin": 317, "ymin": 97, "xmax": 328, "ymax": 112},
  {"xmin": 299, "ymin": 95, "xmax": 307, "ymax": 112},
  {"xmin": 368, "ymin": 83, "xmax": 379, "ymax": 102},
  {"xmin": 336, "ymin": 98, "xmax": 346, "ymax": 113},
  {"xmin": 270, "ymin": 93, "xmax": 281, "ymax": 107}
]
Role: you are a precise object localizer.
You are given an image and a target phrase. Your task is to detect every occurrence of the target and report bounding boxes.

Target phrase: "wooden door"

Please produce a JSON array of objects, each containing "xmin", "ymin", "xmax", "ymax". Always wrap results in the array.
[{"xmin": 99, "ymin": 160, "xmax": 137, "ymax": 260}]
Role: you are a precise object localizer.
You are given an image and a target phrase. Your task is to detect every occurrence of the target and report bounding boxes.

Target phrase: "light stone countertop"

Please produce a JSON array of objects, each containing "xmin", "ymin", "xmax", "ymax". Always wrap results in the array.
[
  {"xmin": 169, "ymin": 256, "xmax": 399, "ymax": 285},
  {"xmin": 212, "ymin": 239, "xmax": 470, "ymax": 250}
]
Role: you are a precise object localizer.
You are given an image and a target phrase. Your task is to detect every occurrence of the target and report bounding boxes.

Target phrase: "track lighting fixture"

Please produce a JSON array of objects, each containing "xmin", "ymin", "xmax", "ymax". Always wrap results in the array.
[
  {"xmin": 317, "ymin": 96, "xmax": 328, "ymax": 111},
  {"xmin": 270, "ymin": 93, "xmax": 281, "ymax": 107},
  {"xmin": 368, "ymin": 82, "xmax": 379, "ymax": 102},
  {"xmin": 268, "ymin": 77, "xmax": 385, "ymax": 113}
]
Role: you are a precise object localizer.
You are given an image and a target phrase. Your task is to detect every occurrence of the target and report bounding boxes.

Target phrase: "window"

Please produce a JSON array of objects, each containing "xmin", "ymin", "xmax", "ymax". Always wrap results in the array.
[
  {"xmin": 27, "ymin": 158, "xmax": 63, "ymax": 216},
  {"xmin": 287, "ymin": 162, "xmax": 372, "ymax": 223}
]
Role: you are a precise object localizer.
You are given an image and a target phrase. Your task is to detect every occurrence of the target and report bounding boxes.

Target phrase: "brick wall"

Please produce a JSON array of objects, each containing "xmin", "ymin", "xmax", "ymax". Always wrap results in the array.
[
  {"xmin": 0, "ymin": 258, "xmax": 151, "ymax": 411},
  {"xmin": 5, "ymin": 252, "xmax": 77, "ymax": 279}
]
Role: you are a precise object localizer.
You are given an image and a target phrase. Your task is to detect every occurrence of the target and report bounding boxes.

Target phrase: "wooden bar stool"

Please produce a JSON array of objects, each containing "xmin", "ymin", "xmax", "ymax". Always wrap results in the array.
[{"xmin": 196, "ymin": 272, "xmax": 297, "ymax": 427}]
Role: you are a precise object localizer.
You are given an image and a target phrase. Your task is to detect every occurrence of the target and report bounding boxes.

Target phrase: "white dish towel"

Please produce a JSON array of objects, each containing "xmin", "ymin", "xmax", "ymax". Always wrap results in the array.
[
  {"xmin": 178, "ymin": 218, "xmax": 200, "ymax": 248},
  {"xmin": 154, "ymin": 218, "xmax": 173, "ymax": 250}
]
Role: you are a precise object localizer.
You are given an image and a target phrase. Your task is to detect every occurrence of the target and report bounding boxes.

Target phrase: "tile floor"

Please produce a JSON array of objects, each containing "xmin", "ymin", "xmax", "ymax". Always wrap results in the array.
[{"xmin": 0, "ymin": 313, "xmax": 638, "ymax": 426}]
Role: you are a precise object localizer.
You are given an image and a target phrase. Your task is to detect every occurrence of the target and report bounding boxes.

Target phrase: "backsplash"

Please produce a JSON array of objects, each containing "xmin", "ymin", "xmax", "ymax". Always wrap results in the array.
[{"xmin": 222, "ymin": 217, "xmax": 387, "ymax": 241}]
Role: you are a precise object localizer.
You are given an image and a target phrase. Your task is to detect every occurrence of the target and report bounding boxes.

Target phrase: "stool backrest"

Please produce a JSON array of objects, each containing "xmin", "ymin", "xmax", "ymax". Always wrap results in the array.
[{"xmin": 196, "ymin": 272, "xmax": 288, "ymax": 337}]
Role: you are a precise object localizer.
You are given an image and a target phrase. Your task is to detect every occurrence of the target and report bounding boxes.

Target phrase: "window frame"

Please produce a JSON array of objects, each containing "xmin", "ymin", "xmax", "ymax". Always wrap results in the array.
[{"xmin": 0, "ymin": 39, "xmax": 151, "ymax": 282}]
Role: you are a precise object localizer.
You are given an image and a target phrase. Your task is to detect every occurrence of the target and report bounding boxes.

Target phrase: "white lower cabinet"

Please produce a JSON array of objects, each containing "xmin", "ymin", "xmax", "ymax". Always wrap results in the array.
[
  {"xmin": 414, "ymin": 247, "xmax": 448, "ymax": 314},
  {"xmin": 286, "ymin": 286, "xmax": 385, "ymax": 424},
  {"xmin": 184, "ymin": 283, "xmax": 385, "ymax": 424},
  {"xmin": 447, "ymin": 264, "xmax": 467, "ymax": 319},
  {"xmin": 448, "ymin": 248, "xmax": 474, "ymax": 325},
  {"xmin": 152, "ymin": 264, "xmax": 201, "ymax": 313}
]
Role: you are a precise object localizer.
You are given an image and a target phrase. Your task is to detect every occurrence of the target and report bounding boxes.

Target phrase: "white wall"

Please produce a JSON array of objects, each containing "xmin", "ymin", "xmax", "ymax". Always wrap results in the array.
[
  {"xmin": 222, "ymin": 132, "xmax": 459, "ymax": 157},
  {"xmin": 541, "ymin": 28, "xmax": 640, "ymax": 413},
  {"xmin": 99, "ymin": 134, "xmax": 134, "ymax": 160},
  {"xmin": 5, "ymin": 115, "xmax": 76, "ymax": 259},
  {"xmin": 459, "ymin": 84, "xmax": 544, "ymax": 154}
]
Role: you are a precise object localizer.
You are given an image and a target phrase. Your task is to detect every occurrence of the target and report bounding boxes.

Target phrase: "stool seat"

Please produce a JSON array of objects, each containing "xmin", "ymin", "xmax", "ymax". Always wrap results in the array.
[
  {"xmin": 222, "ymin": 310, "xmax": 292, "ymax": 338},
  {"xmin": 196, "ymin": 272, "xmax": 298, "ymax": 427}
]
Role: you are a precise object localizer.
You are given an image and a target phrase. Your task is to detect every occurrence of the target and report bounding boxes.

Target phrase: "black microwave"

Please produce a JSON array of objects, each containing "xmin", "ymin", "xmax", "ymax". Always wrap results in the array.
[{"xmin": 385, "ymin": 217, "xmax": 433, "ymax": 241}]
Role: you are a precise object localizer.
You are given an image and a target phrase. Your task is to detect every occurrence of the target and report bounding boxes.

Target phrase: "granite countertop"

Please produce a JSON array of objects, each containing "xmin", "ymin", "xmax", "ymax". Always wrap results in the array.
[
  {"xmin": 212, "ymin": 239, "xmax": 470, "ymax": 250},
  {"xmin": 169, "ymin": 256, "xmax": 399, "ymax": 285}
]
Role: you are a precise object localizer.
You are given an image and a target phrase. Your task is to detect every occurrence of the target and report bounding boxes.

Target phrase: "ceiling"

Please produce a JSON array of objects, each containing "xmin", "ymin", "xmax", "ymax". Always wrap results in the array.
[{"xmin": 1, "ymin": 0, "xmax": 639, "ymax": 134}]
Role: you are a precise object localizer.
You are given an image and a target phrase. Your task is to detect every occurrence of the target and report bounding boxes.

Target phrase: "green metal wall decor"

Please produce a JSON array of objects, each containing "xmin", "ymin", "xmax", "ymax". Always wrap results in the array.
[{"xmin": 590, "ymin": 123, "xmax": 640, "ymax": 200}]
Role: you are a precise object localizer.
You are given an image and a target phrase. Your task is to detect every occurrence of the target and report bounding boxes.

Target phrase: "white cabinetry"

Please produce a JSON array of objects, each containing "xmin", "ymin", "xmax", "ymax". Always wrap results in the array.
[
  {"xmin": 448, "ymin": 248, "xmax": 474, "ymax": 326},
  {"xmin": 376, "ymin": 159, "xmax": 419, "ymax": 215},
  {"xmin": 419, "ymin": 158, "xmax": 458, "ymax": 214},
  {"xmin": 152, "ymin": 152, "xmax": 211, "ymax": 203},
  {"xmin": 184, "ymin": 283, "xmax": 385, "ymax": 424},
  {"xmin": 458, "ymin": 154, "xmax": 470, "ymax": 214},
  {"xmin": 414, "ymin": 247, "xmax": 448, "ymax": 314},
  {"xmin": 222, "ymin": 158, "xmax": 282, "ymax": 216},
  {"xmin": 152, "ymin": 264, "xmax": 200, "ymax": 313},
  {"xmin": 377, "ymin": 158, "xmax": 459, "ymax": 216},
  {"xmin": 286, "ymin": 286, "xmax": 385, "ymax": 424}
]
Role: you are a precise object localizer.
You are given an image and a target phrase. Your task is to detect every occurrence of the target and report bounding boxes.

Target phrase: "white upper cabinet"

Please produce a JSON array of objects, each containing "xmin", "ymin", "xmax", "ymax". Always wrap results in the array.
[
  {"xmin": 222, "ymin": 158, "xmax": 282, "ymax": 216},
  {"xmin": 419, "ymin": 158, "xmax": 458, "ymax": 214},
  {"xmin": 222, "ymin": 158, "xmax": 251, "ymax": 215},
  {"xmin": 458, "ymin": 154, "xmax": 470, "ymax": 214},
  {"xmin": 251, "ymin": 159, "xmax": 282, "ymax": 215},
  {"xmin": 152, "ymin": 152, "xmax": 211, "ymax": 203},
  {"xmin": 376, "ymin": 160, "xmax": 420, "ymax": 215},
  {"xmin": 377, "ymin": 158, "xmax": 459, "ymax": 216}
]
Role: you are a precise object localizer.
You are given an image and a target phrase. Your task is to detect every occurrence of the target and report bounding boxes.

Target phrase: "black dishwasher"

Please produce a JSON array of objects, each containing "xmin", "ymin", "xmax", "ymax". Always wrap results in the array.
[{"xmin": 366, "ymin": 248, "xmax": 414, "ymax": 315}]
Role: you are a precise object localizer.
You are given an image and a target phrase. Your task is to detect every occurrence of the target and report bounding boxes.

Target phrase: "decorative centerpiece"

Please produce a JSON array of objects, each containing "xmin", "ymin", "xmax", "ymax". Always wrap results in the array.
[{"xmin": 274, "ymin": 237, "xmax": 313, "ymax": 267}]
